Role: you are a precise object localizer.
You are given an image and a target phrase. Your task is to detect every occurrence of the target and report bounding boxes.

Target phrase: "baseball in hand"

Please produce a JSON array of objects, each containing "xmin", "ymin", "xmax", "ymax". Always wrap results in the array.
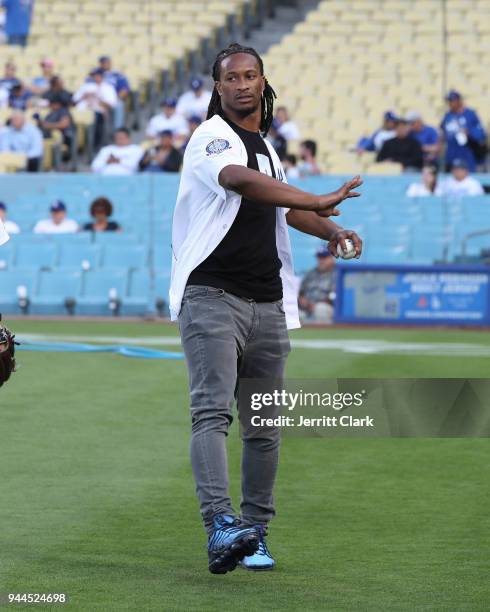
[{"xmin": 337, "ymin": 238, "xmax": 356, "ymax": 259}]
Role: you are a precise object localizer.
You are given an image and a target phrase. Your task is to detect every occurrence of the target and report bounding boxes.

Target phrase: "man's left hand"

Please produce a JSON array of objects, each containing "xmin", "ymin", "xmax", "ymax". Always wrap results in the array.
[{"xmin": 328, "ymin": 229, "xmax": 363, "ymax": 259}]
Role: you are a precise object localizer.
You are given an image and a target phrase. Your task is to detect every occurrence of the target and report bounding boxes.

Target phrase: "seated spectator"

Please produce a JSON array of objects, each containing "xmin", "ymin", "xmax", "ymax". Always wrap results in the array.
[
  {"xmin": 139, "ymin": 130, "xmax": 182, "ymax": 173},
  {"xmin": 36, "ymin": 94, "xmax": 75, "ymax": 158},
  {"xmin": 73, "ymin": 68, "xmax": 117, "ymax": 148},
  {"xmin": 98, "ymin": 55, "xmax": 130, "ymax": 129},
  {"xmin": 176, "ymin": 77, "xmax": 212, "ymax": 119},
  {"xmin": 283, "ymin": 154, "xmax": 300, "ymax": 179},
  {"xmin": 0, "ymin": 110, "xmax": 43, "ymax": 171},
  {"xmin": 357, "ymin": 110, "xmax": 397, "ymax": 153},
  {"xmin": 33, "ymin": 201, "xmax": 79, "ymax": 234},
  {"xmin": 0, "ymin": 202, "xmax": 20, "ymax": 234},
  {"xmin": 3, "ymin": 0, "xmax": 33, "ymax": 46},
  {"xmin": 42, "ymin": 75, "xmax": 72, "ymax": 107},
  {"xmin": 275, "ymin": 106, "xmax": 300, "ymax": 141},
  {"xmin": 91, "ymin": 127, "xmax": 143, "ymax": 175},
  {"xmin": 266, "ymin": 118, "xmax": 287, "ymax": 160},
  {"xmin": 298, "ymin": 139, "xmax": 321, "ymax": 176},
  {"xmin": 377, "ymin": 118, "xmax": 423, "ymax": 171},
  {"xmin": 441, "ymin": 159, "xmax": 484, "ymax": 197},
  {"xmin": 8, "ymin": 81, "xmax": 32, "ymax": 110},
  {"xmin": 440, "ymin": 90, "xmax": 487, "ymax": 172},
  {"xmin": 146, "ymin": 98, "xmax": 189, "ymax": 140},
  {"xmin": 0, "ymin": 61, "xmax": 20, "ymax": 92},
  {"xmin": 180, "ymin": 114, "xmax": 201, "ymax": 152},
  {"xmin": 406, "ymin": 165, "xmax": 443, "ymax": 197},
  {"xmin": 298, "ymin": 245, "xmax": 336, "ymax": 323},
  {"xmin": 407, "ymin": 111, "xmax": 440, "ymax": 165},
  {"xmin": 83, "ymin": 197, "xmax": 121, "ymax": 232},
  {"xmin": 30, "ymin": 58, "xmax": 55, "ymax": 95}
]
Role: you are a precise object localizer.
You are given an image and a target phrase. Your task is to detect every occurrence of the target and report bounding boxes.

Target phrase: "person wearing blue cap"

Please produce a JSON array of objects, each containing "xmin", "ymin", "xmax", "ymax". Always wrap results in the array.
[
  {"xmin": 33, "ymin": 201, "xmax": 79, "ymax": 234},
  {"xmin": 176, "ymin": 76, "xmax": 212, "ymax": 120},
  {"xmin": 440, "ymin": 90, "xmax": 486, "ymax": 172},
  {"xmin": 356, "ymin": 110, "xmax": 398, "ymax": 154},
  {"xmin": 0, "ymin": 202, "xmax": 20, "ymax": 234},
  {"xmin": 146, "ymin": 97, "xmax": 189, "ymax": 142},
  {"xmin": 298, "ymin": 245, "xmax": 336, "ymax": 322}
]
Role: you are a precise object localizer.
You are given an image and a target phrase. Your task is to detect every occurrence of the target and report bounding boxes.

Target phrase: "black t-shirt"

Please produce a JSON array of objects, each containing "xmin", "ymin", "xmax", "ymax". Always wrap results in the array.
[{"xmin": 187, "ymin": 118, "xmax": 282, "ymax": 301}]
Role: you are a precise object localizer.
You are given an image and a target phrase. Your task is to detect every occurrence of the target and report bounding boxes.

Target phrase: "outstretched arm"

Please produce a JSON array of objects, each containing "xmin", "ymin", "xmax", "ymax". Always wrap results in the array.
[{"xmin": 219, "ymin": 165, "xmax": 362, "ymax": 216}]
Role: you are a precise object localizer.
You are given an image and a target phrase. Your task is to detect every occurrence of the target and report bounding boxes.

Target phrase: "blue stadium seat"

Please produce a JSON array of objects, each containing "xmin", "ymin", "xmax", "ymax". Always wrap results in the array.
[
  {"xmin": 93, "ymin": 232, "xmax": 140, "ymax": 246},
  {"xmin": 47, "ymin": 232, "xmax": 92, "ymax": 244},
  {"xmin": 154, "ymin": 271, "xmax": 170, "ymax": 316},
  {"xmin": 0, "ymin": 269, "xmax": 38, "ymax": 314},
  {"xmin": 77, "ymin": 268, "xmax": 129, "ymax": 315},
  {"xmin": 15, "ymin": 243, "xmax": 58, "ymax": 270},
  {"xmin": 59, "ymin": 244, "xmax": 101, "ymax": 270},
  {"xmin": 0, "ymin": 243, "xmax": 15, "ymax": 270},
  {"xmin": 30, "ymin": 270, "xmax": 82, "ymax": 315},
  {"xmin": 122, "ymin": 270, "xmax": 151, "ymax": 315},
  {"xmin": 102, "ymin": 244, "xmax": 147, "ymax": 269}
]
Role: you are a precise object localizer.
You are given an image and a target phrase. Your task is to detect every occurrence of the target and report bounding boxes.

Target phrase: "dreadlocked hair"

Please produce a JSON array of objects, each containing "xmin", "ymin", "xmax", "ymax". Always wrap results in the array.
[{"xmin": 206, "ymin": 42, "xmax": 277, "ymax": 136}]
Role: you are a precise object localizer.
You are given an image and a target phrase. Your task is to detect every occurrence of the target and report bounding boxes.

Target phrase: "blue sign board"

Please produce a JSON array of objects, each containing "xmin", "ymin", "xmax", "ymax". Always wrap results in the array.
[{"xmin": 335, "ymin": 264, "xmax": 490, "ymax": 326}]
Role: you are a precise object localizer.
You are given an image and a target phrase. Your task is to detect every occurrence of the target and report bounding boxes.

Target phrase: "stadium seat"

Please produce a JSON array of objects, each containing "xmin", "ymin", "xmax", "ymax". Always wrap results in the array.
[
  {"xmin": 77, "ymin": 268, "xmax": 129, "ymax": 315},
  {"xmin": 15, "ymin": 243, "xmax": 58, "ymax": 270},
  {"xmin": 102, "ymin": 245, "xmax": 148, "ymax": 269},
  {"xmin": 30, "ymin": 270, "xmax": 83, "ymax": 315},
  {"xmin": 0, "ymin": 269, "xmax": 38, "ymax": 314},
  {"xmin": 58, "ymin": 244, "xmax": 102, "ymax": 270},
  {"xmin": 123, "ymin": 269, "xmax": 151, "ymax": 315}
]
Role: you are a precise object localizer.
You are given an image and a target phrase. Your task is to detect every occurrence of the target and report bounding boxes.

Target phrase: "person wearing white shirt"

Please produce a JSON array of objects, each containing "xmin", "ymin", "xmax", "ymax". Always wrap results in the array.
[
  {"xmin": 91, "ymin": 127, "xmax": 143, "ymax": 176},
  {"xmin": 73, "ymin": 68, "xmax": 117, "ymax": 148},
  {"xmin": 0, "ymin": 202, "xmax": 20, "ymax": 234},
  {"xmin": 0, "ymin": 110, "xmax": 43, "ymax": 171},
  {"xmin": 442, "ymin": 159, "xmax": 484, "ymax": 197},
  {"xmin": 176, "ymin": 77, "xmax": 212, "ymax": 119},
  {"xmin": 274, "ymin": 106, "xmax": 300, "ymax": 141},
  {"xmin": 146, "ymin": 98, "xmax": 189, "ymax": 140},
  {"xmin": 406, "ymin": 166, "xmax": 443, "ymax": 197},
  {"xmin": 33, "ymin": 201, "xmax": 79, "ymax": 234},
  {"xmin": 172, "ymin": 43, "xmax": 363, "ymax": 575}
]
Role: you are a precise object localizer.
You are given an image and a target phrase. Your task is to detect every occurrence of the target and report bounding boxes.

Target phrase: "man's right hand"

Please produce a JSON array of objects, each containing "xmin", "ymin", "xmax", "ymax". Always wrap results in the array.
[{"xmin": 316, "ymin": 175, "xmax": 362, "ymax": 218}]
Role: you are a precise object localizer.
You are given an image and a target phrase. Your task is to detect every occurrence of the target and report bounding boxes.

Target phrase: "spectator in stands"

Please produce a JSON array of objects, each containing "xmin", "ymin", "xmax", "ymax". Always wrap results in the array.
[
  {"xmin": 98, "ymin": 55, "xmax": 131, "ymax": 129},
  {"xmin": 0, "ymin": 61, "xmax": 20, "ymax": 92},
  {"xmin": 2, "ymin": 0, "xmax": 33, "ymax": 46},
  {"xmin": 36, "ymin": 94, "xmax": 75, "ymax": 159},
  {"xmin": 0, "ymin": 202, "xmax": 20, "ymax": 234},
  {"xmin": 91, "ymin": 127, "xmax": 143, "ymax": 175},
  {"xmin": 146, "ymin": 98, "xmax": 189, "ymax": 141},
  {"xmin": 440, "ymin": 90, "xmax": 487, "ymax": 172},
  {"xmin": 33, "ymin": 201, "xmax": 79, "ymax": 234},
  {"xmin": 139, "ymin": 130, "xmax": 182, "ymax": 173},
  {"xmin": 274, "ymin": 106, "xmax": 300, "ymax": 141},
  {"xmin": 73, "ymin": 68, "xmax": 117, "ymax": 149},
  {"xmin": 30, "ymin": 58, "xmax": 55, "ymax": 95},
  {"xmin": 377, "ymin": 118, "xmax": 423, "ymax": 171},
  {"xmin": 406, "ymin": 165, "xmax": 443, "ymax": 197},
  {"xmin": 283, "ymin": 153, "xmax": 300, "ymax": 179},
  {"xmin": 8, "ymin": 81, "xmax": 32, "ymax": 110},
  {"xmin": 441, "ymin": 159, "xmax": 484, "ymax": 197},
  {"xmin": 42, "ymin": 75, "xmax": 72, "ymax": 107},
  {"xmin": 266, "ymin": 118, "xmax": 287, "ymax": 160},
  {"xmin": 407, "ymin": 111, "xmax": 440, "ymax": 166},
  {"xmin": 298, "ymin": 245, "xmax": 336, "ymax": 323},
  {"xmin": 0, "ymin": 110, "xmax": 43, "ymax": 171},
  {"xmin": 176, "ymin": 77, "xmax": 212, "ymax": 119},
  {"xmin": 298, "ymin": 139, "xmax": 320, "ymax": 176},
  {"xmin": 83, "ymin": 197, "xmax": 121, "ymax": 232},
  {"xmin": 357, "ymin": 110, "xmax": 398, "ymax": 154},
  {"xmin": 180, "ymin": 114, "xmax": 201, "ymax": 152}
]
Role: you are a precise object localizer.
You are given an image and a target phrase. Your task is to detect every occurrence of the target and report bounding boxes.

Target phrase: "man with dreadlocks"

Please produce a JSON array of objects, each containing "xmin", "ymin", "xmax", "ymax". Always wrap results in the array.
[{"xmin": 170, "ymin": 43, "xmax": 363, "ymax": 574}]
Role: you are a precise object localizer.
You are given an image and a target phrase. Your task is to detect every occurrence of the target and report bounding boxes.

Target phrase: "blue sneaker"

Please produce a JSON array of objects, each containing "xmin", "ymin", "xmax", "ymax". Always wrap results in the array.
[
  {"xmin": 207, "ymin": 514, "xmax": 259, "ymax": 574},
  {"xmin": 239, "ymin": 525, "xmax": 275, "ymax": 571}
]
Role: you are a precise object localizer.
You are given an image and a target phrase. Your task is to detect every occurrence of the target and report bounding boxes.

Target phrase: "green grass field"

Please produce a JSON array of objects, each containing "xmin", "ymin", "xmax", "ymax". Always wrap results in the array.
[{"xmin": 1, "ymin": 320, "xmax": 489, "ymax": 611}]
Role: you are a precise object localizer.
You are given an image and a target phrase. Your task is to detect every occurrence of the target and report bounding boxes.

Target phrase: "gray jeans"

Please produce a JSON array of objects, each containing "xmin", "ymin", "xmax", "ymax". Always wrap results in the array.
[{"xmin": 178, "ymin": 285, "xmax": 291, "ymax": 533}]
